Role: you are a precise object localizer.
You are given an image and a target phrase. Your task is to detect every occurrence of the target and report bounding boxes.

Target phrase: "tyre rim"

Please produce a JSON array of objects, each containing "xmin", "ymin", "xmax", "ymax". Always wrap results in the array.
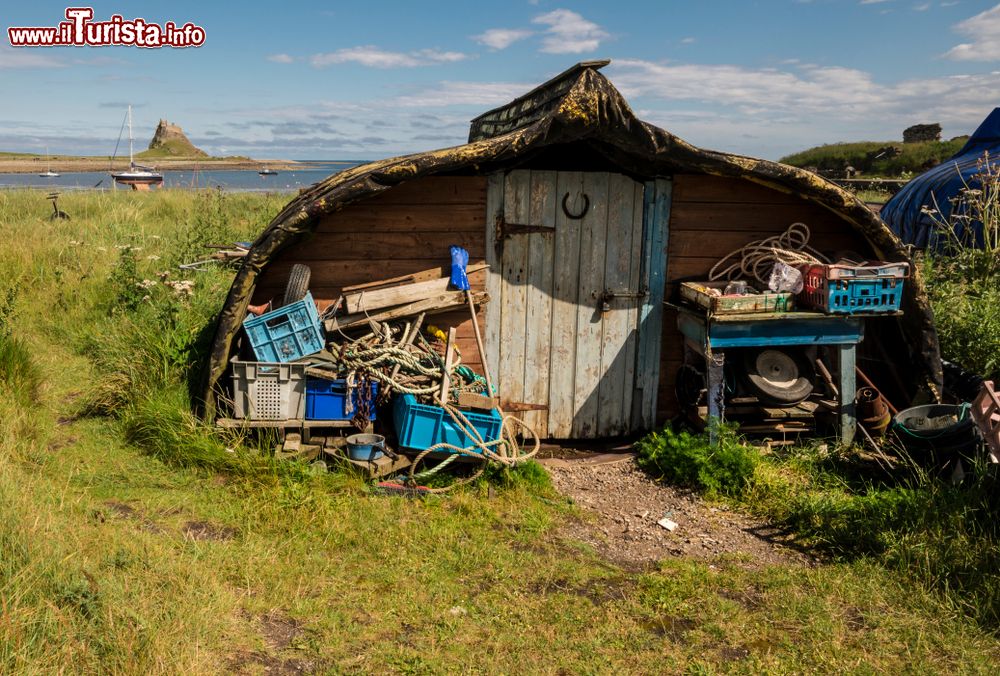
[{"xmin": 755, "ymin": 350, "xmax": 800, "ymax": 389}]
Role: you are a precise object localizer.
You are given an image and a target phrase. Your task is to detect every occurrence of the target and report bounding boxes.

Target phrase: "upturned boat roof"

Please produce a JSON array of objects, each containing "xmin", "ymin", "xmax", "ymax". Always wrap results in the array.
[{"xmin": 201, "ymin": 61, "xmax": 941, "ymax": 416}]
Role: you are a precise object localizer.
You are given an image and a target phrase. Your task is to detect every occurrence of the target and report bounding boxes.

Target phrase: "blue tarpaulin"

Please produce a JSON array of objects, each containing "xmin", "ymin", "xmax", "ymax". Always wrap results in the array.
[{"xmin": 881, "ymin": 108, "xmax": 1000, "ymax": 250}]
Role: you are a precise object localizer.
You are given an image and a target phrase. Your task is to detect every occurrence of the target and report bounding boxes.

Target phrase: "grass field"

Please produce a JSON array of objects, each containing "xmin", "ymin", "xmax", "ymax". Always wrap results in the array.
[
  {"xmin": 1, "ymin": 189, "xmax": 999, "ymax": 673},
  {"xmin": 781, "ymin": 139, "xmax": 967, "ymax": 177}
]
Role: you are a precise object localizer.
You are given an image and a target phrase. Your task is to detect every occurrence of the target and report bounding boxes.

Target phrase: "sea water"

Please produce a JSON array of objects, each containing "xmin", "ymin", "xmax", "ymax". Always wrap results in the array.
[{"xmin": 0, "ymin": 161, "xmax": 365, "ymax": 192}]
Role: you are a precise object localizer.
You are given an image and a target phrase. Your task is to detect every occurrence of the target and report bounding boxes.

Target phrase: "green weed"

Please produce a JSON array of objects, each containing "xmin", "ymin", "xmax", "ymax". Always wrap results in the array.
[{"xmin": 636, "ymin": 423, "xmax": 759, "ymax": 498}]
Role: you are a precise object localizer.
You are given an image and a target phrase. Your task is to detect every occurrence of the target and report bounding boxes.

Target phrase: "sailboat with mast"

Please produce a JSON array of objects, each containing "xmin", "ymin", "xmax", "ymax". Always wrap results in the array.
[
  {"xmin": 111, "ymin": 105, "xmax": 163, "ymax": 187},
  {"xmin": 38, "ymin": 147, "xmax": 59, "ymax": 178}
]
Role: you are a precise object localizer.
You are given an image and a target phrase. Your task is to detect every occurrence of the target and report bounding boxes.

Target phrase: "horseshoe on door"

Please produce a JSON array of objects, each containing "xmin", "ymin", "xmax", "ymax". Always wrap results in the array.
[{"xmin": 561, "ymin": 192, "xmax": 589, "ymax": 219}]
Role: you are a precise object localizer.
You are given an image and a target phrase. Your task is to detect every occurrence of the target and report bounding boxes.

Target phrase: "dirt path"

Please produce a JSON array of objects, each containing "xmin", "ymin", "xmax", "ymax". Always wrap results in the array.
[{"xmin": 542, "ymin": 456, "xmax": 814, "ymax": 569}]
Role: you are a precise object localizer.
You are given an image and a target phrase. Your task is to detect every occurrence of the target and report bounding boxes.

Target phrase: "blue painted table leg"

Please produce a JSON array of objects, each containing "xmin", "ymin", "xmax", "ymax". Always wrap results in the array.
[
  {"xmin": 706, "ymin": 350, "xmax": 725, "ymax": 444},
  {"xmin": 838, "ymin": 344, "xmax": 857, "ymax": 446}
]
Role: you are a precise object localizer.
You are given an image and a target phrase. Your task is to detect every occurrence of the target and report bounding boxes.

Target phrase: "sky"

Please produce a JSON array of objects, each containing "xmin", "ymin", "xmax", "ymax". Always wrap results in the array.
[{"xmin": 2, "ymin": 0, "xmax": 1000, "ymax": 161}]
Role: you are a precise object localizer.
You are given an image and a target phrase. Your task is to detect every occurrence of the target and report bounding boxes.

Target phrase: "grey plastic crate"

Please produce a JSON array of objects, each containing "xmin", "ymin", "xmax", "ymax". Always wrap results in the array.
[{"xmin": 231, "ymin": 359, "xmax": 307, "ymax": 420}]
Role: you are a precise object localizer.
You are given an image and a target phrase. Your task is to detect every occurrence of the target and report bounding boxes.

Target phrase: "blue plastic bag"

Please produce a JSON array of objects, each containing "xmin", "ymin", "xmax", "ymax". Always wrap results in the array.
[{"xmin": 449, "ymin": 245, "xmax": 470, "ymax": 291}]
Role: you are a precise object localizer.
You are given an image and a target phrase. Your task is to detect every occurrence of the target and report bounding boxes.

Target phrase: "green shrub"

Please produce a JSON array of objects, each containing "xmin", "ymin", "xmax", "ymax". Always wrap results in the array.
[
  {"xmin": 920, "ymin": 155, "xmax": 1000, "ymax": 380},
  {"xmin": 636, "ymin": 424, "xmax": 758, "ymax": 498},
  {"xmin": 481, "ymin": 459, "xmax": 553, "ymax": 493}
]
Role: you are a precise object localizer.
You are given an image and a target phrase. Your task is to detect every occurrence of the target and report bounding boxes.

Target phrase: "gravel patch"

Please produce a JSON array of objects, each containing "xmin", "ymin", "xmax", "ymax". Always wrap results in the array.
[{"xmin": 543, "ymin": 457, "xmax": 814, "ymax": 569}]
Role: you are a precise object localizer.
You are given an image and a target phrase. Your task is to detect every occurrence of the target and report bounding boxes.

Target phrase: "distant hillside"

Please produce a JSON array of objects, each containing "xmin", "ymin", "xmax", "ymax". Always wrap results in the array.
[
  {"xmin": 780, "ymin": 138, "xmax": 968, "ymax": 177},
  {"xmin": 137, "ymin": 119, "xmax": 207, "ymax": 159}
]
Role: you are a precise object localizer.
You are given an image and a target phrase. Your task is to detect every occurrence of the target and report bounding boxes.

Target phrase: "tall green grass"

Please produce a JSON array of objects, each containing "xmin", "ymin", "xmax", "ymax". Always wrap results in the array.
[
  {"xmin": 0, "ymin": 189, "xmax": 285, "ymax": 459},
  {"xmin": 1, "ymin": 189, "xmax": 997, "ymax": 671}
]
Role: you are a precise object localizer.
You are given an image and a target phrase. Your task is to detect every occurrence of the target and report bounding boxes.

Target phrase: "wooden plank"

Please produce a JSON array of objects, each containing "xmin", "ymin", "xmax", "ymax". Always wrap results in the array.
[
  {"xmin": 547, "ymin": 171, "xmax": 583, "ymax": 438},
  {"xmin": 523, "ymin": 170, "xmax": 556, "ymax": 435},
  {"xmin": 620, "ymin": 180, "xmax": 645, "ymax": 434},
  {"xmin": 259, "ymin": 259, "xmax": 467, "ymax": 291},
  {"xmin": 255, "ymin": 266, "xmax": 486, "ymax": 302},
  {"xmin": 342, "ymin": 262, "xmax": 487, "ymax": 294},
  {"xmin": 706, "ymin": 351, "xmax": 726, "ymax": 431},
  {"xmin": 344, "ymin": 453, "xmax": 413, "ymax": 479},
  {"xmin": 669, "ymin": 202, "xmax": 852, "ymax": 235},
  {"xmin": 597, "ymin": 173, "xmax": 638, "ymax": 436},
  {"xmin": 341, "ymin": 273, "xmax": 481, "ymax": 314},
  {"xmin": 635, "ymin": 178, "xmax": 671, "ymax": 429},
  {"xmin": 357, "ymin": 175, "xmax": 487, "ymax": 205},
  {"xmin": 484, "ymin": 173, "xmax": 504, "ymax": 395},
  {"xmin": 498, "ymin": 170, "xmax": 530, "ymax": 412},
  {"xmin": 838, "ymin": 344, "xmax": 857, "ymax": 446},
  {"xmin": 572, "ymin": 172, "xmax": 609, "ymax": 438},
  {"xmin": 278, "ymin": 231, "xmax": 484, "ymax": 261},
  {"xmin": 324, "ymin": 290, "xmax": 487, "ymax": 331},
  {"xmin": 440, "ymin": 327, "xmax": 458, "ymax": 403},
  {"xmin": 315, "ymin": 203, "xmax": 486, "ymax": 233},
  {"xmin": 666, "ymin": 256, "xmax": 734, "ymax": 281},
  {"xmin": 672, "ymin": 174, "xmax": 806, "ymax": 205},
  {"xmin": 668, "ymin": 228, "xmax": 860, "ymax": 259},
  {"xmin": 458, "ymin": 392, "xmax": 498, "ymax": 410}
]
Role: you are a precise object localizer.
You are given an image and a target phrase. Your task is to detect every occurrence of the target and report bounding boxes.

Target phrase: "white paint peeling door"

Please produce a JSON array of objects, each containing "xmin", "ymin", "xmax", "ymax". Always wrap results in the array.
[{"xmin": 484, "ymin": 170, "xmax": 668, "ymax": 439}]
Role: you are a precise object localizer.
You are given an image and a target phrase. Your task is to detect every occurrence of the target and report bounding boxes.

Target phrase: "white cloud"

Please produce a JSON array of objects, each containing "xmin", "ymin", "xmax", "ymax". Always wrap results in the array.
[
  {"xmin": 913, "ymin": 3, "xmax": 931, "ymax": 10},
  {"xmin": 310, "ymin": 46, "xmax": 468, "ymax": 68},
  {"xmin": 945, "ymin": 4, "xmax": 1000, "ymax": 61},
  {"xmin": 680, "ymin": 37, "xmax": 697, "ymax": 44},
  {"xmin": 473, "ymin": 28, "xmax": 534, "ymax": 50},
  {"xmin": 413, "ymin": 49, "xmax": 468, "ymax": 63},
  {"xmin": 393, "ymin": 81, "xmax": 529, "ymax": 107},
  {"xmin": 0, "ymin": 46, "xmax": 65, "ymax": 69},
  {"xmin": 860, "ymin": 0, "xmax": 891, "ymax": 4},
  {"xmin": 267, "ymin": 53, "xmax": 294, "ymax": 64},
  {"xmin": 609, "ymin": 58, "xmax": 1000, "ymax": 157},
  {"xmin": 532, "ymin": 9, "xmax": 608, "ymax": 54}
]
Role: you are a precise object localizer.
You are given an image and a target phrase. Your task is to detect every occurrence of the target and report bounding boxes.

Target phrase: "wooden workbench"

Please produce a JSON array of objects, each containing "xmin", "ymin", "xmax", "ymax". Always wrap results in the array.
[{"xmin": 674, "ymin": 305, "xmax": 864, "ymax": 445}]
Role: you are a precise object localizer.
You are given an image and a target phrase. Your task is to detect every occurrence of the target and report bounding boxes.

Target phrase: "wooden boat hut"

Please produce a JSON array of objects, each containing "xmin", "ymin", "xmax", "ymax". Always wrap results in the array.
[{"xmin": 203, "ymin": 60, "xmax": 941, "ymax": 439}]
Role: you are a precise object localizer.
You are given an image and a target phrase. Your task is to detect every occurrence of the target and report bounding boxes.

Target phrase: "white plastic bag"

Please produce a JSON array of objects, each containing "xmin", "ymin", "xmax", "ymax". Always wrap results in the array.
[{"xmin": 768, "ymin": 261, "xmax": 803, "ymax": 294}]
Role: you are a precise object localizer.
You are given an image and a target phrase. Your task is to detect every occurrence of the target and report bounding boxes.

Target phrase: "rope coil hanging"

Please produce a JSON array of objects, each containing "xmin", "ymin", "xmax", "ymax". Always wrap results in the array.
[{"xmin": 708, "ymin": 222, "xmax": 829, "ymax": 286}]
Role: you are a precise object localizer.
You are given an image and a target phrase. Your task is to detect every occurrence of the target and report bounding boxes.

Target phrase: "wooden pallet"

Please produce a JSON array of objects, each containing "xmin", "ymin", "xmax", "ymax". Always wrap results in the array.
[
  {"xmin": 971, "ymin": 381, "xmax": 1000, "ymax": 464},
  {"xmin": 274, "ymin": 434, "xmax": 413, "ymax": 479},
  {"xmin": 216, "ymin": 418, "xmax": 354, "ymax": 429}
]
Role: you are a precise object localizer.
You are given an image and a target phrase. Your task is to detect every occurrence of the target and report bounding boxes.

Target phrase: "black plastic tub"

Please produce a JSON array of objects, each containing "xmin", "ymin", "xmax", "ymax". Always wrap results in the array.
[{"xmin": 892, "ymin": 404, "xmax": 981, "ymax": 465}]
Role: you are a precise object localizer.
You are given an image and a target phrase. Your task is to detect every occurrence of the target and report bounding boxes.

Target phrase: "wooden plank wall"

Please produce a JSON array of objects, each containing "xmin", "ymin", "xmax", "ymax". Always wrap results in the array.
[
  {"xmin": 252, "ymin": 176, "xmax": 489, "ymax": 371},
  {"xmin": 656, "ymin": 174, "xmax": 873, "ymax": 422}
]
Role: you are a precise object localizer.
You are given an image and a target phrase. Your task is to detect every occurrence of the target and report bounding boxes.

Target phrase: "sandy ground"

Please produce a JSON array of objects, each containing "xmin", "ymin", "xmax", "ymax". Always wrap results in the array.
[{"xmin": 541, "ymin": 455, "xmax": 814, "ymax": 569}]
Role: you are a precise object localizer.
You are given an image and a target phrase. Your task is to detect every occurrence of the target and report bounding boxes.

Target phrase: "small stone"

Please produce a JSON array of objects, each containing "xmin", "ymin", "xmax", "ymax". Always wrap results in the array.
[
  {"xmin": 657, "ymin": 518, "xmax": 678, "ymax": 532},
  {"xmin": 448, "ymin": 606, "xmax": 467, "ymax": 617}
]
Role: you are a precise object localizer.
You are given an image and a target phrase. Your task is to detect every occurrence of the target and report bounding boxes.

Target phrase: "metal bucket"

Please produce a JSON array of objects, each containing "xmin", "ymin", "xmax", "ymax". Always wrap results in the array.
[{"xmin": 346, "ymin": 433, "xmax": 385, "ymax": 462}]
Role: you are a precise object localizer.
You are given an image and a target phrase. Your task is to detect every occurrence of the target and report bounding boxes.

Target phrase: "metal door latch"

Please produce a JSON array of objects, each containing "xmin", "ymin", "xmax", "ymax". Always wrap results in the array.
[{"xmin": 596, "ymin": 288, "xmax": 649, "ymax": 313}]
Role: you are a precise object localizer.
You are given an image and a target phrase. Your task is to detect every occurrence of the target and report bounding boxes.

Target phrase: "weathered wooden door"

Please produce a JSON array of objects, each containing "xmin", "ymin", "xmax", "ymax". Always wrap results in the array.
[{"xmin": 484, "ymin": 170, "xmax": 669, "ymax": 439}]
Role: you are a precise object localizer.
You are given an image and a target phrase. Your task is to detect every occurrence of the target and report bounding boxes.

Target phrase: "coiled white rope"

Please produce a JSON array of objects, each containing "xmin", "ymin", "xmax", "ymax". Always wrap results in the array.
[{"xmin": 708, "ymin": 222, "xmax": 829, "ymax": 286}]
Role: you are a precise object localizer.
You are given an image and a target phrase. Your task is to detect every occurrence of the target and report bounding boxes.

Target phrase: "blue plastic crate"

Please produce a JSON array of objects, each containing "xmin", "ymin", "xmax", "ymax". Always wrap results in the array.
[
  {"xmin": 243, "ymin": 292, "xmax": 324, "ymax": 362},
  {"xmin": 393, "ymin": 393, "xmax": 503, "ymax": 453},
  {"xmin": 800, "ymin": 262, "xmax": 907, "ymax": 315},
  {"xmin": 305, "ymin": 378, "xmax": 378, "ymax": 421}
]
